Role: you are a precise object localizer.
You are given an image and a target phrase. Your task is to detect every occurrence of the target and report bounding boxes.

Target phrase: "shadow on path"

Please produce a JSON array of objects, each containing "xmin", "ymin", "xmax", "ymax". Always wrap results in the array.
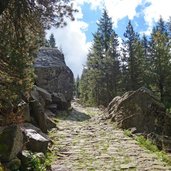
[{"xmin": 55, "ymin": 108, "xmax": 91, "ymax": 122}]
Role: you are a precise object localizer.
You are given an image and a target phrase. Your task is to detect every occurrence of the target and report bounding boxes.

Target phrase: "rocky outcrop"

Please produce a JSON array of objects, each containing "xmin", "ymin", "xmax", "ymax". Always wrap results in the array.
[
  {"xmin": 107, "ymin": 87, "xmax": 165, "ymax": 134},
  {"xmin": 0, "ymin": 125, "xmax": 23, "ymax": 162},
  {"xmin": 106, "ymin": 87, "xmax": 171, "ymax": 151},
  {"xmin": 34, "ymin": 48, "xmax": 74, "ymax": 110},
  {"xmin": 20, "ymin": 123, "xmax": 50, "ymax": 153}
]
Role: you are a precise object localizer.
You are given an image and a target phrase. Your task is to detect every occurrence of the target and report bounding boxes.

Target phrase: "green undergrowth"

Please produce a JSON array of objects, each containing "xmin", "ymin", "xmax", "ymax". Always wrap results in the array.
[
  {"xmin": 21, "ymin": 151, "xmax": 52, "ymax": 171},
  {"xmin": 124, "ymin": 130, "xmax": 171, "ymax": 165},
  {"xmin": 135, "ymin": 135, "xmax": 171, "ymax": 165}
]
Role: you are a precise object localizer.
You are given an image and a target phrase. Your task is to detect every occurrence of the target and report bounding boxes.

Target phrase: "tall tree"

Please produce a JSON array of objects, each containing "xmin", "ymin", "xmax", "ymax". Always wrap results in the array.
[
  {"xmin": 122, "ymin": 21, "xmax": 145, "ymax": 90},
  {"xmin": 49, "ymin": 33, "xmax": 56, "ymax": 48},
  {"xmin": 74, "ymin": 75, "xmax": 80, "ymax": 98},
  {"xmin": 149, "ymin": 17, "xmax": 171, "ymax": 103},
  {"xmin": 80, "ymin": 9, "xmax": 120, "ymax": 106}
]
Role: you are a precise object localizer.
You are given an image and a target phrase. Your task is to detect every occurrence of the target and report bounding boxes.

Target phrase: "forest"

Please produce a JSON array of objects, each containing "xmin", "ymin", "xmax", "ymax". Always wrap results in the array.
[{"xmin": 76, "ymin": 9, "xmax": 171, "ymax": 109}]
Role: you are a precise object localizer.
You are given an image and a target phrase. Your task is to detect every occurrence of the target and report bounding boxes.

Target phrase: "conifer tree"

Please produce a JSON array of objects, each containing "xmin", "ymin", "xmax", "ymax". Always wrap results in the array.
[
  {"xmin": 49, "ymin": 33, "xmax": 56, "ymax": 48},
  {"xmin": 149, "ymin": 17, "xmax": 171, "ymax": 103},
  {"xmin": 80, "ymin": 9, "xmax": 120, "ymax": 106},
  {"xmin": 74, "ymin": 76, "xmax": 80, "ymax": 98},
  {"xmin": 122, "ymin": 21, "xmax": 145, "ymax": 90}
]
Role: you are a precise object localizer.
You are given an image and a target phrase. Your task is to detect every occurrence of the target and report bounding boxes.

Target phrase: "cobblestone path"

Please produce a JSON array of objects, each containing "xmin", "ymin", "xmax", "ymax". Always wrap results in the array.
[{"xmin": 49, "ymin": 102, "xmax": 171, "ymax": 171}]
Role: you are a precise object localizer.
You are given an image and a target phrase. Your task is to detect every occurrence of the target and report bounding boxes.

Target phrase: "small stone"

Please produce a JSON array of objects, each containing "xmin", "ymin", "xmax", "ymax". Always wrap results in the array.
[{"xmin": 120, "ymin": 163, "xmax": 136, "ymax": 169}]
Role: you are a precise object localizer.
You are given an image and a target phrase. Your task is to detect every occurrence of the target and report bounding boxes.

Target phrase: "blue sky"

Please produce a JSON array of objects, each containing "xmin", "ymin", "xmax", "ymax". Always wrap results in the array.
[{"xmin": 47, "ymin": 0, "xmax": 171, "ymax": 77}]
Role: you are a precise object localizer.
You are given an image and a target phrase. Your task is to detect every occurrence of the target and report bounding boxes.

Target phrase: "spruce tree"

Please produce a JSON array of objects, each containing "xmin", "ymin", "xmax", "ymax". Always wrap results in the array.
[
  {"xmin": 80, "ymin": 9, "xmax": 120, "ymax": 106},
  {"xmin": 149, "ymin": 17, "xmax": 171, "ymax": 103},
  {"xmin": 49, "ymin": 33, "xmax": 56, "ymax": 48},
  {"xmin": 122, "ymin": 21, "xmax": 145, "ymax": 90}
]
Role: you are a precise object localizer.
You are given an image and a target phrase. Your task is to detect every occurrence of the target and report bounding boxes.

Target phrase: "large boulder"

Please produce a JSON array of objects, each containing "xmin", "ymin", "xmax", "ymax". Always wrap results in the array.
[
  {"xmin": 107, "ymin": 87, "xmax": 166, "ymax": 135},
  {"xmin": 34, "ymin": 48, "xmax": 74, "ymax": 109},
  {"xmin": 0, "ymin": 125, "xmax": 23, "ymax": 162}
]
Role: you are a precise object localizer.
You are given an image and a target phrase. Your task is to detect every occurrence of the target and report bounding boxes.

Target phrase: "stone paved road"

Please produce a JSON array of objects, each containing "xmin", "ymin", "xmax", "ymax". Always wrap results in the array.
[{"xmin": 49, "ymin": 102, "xmax": 171, "ymax": 171}]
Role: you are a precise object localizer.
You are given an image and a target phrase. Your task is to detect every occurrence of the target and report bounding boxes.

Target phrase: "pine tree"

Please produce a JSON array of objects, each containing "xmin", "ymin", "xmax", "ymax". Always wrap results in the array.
[
  {"xmin": 122, "ymin": 21, "xmax": 145, "ymax": 90},
  {"xmin": 149, "ymin": 17, "xmax": 171, "ymax": 103},
  {"xmin": 49, "ymin": 33, "xmax": 56, "ymax": 48},
  {"xmin": 80, "ymin": 9, "xmax": 120, "ymax": 106},
  {"xmin": 74, "ymin": 75, "xmax": 80, "ymax": 98}
]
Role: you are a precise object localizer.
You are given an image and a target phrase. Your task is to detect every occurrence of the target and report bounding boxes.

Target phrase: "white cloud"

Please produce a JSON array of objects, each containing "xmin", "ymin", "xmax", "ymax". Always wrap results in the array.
[
  {"xmin": 143, "ymin": 0, "xmax": 171, "ymax": 30},
  {"xmin": 46, "ymin": 3, "xmax": 91, "ymax": 77},
  {"xmin": 75, "ymin": 0, "xmax": 143, "ymax": 27},
  {"xmin": 105, "ymin": 0, "xmax": 143, "ymax": 27}
]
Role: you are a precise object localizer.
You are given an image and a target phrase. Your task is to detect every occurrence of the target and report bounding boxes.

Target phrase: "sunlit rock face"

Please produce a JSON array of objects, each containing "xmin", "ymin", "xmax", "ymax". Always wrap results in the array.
[{"xmin": 34, "ymin": 47, "xmax": 74, "ymax": 109}]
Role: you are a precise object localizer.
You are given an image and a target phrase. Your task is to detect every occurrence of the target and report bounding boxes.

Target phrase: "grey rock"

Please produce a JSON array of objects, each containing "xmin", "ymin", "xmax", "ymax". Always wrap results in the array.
[
  {"xmin": 52, "ymin": 92, "xmax": 69, "ymax": 110},
  {"xmin": 30, "ymin": 85, "xmax": 52, "ymax": 108},
  {"xmin": 29, "ymin": 100, "xmax": 47, "ymax": 133},
  {"xmin": 34, "ymin": 48, "xmax": 74, "ymax": 109},
  {"xmin": 107, "ymin": 87, "xmax": 166, "ymax": 134},
  {"xmin": 47, "ymin": 104, "xmax": 58, "ymax": 113},
  {"xmin": 0, "ymin": 125, "xmax": 23, "ymax": 162},
  {"xmin": 45, "ymin": 114, "xmax": 56, "ymax": 130},
  {"xmin": 20, "ymin": 123, "xmax": 50, "ymax": 153}
]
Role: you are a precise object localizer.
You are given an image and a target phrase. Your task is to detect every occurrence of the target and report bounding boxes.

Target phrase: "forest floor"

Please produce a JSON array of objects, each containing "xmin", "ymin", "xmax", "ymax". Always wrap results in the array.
[{"xmin": 49, "ymin": 101, "xmax": 171, "ymax": 171}]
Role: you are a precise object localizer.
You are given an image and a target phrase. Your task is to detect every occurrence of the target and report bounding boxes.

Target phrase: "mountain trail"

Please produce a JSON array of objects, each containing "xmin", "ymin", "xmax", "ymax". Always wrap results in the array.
[{"xmin": 49, "ymin": 101, "xmax": 171, "ymax": 171}]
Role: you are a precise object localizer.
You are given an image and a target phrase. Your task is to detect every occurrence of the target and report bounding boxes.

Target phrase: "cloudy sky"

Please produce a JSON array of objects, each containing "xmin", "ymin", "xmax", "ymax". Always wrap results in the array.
[{"xmin": 46, "ymin": 0, "xmax": 171, "ymax": 77}]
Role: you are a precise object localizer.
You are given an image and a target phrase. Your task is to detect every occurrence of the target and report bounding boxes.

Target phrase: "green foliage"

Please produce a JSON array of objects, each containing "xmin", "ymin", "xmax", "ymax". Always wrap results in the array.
[
  {"xmin": 148, "ymin": 17, "xmax": 171, "ymax": 103},
  {"xmin": 0, "ymin": 1, "xmax": 43, "ymax": 112},
  {"xmin": 122, "ymin": 20, "xmax": 146, "ymax": 91},
  {"xmin": 80, "ymin": 16, "xmax": 171, "ymax": 108},
  {"xmin": 135, "ymin": 135, "xmax": 171, "ymax": 165},
  {"xmin": 0, "ymin": 0, "xmax": 77, "ymax": 114},
  {"xmin": 135, "ymin": 135, "xmax": 159, "ymax": 152},
  {"xmin": 25, "ymin": 152, "xmax": 46, "ymax": 171},
  {"xmin": 74, "ymin": 75, "xmax": 80, "ymax": 98},
  {"xmin": 79, "ymin": 9, "xmax": 120, "ymax": 107},
  {"xmin": 49, "ymin": 33, "xmax": 56, "ymax": 48},
  {"xmin": 123, "ymin": 129, "xmax": 132, "ymax": 137},
  {"xmin": 0, "ymin": 0, "xmax": 77, "ymax": 28}
]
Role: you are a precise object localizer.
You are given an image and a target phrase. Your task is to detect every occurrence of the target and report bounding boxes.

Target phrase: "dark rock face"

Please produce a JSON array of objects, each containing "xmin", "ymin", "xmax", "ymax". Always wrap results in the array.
[
  {"xmin": 0, "ymin": 125, "xmax": 23, "ymax": 162},
  {"xmin": 107, "ymin": 87, "xmax": 166, "ymax": 134},
  {"xmin": 29, "ymin": 100, "xmax": 48, "ymax": 133},
  {"xmin": 34, "ymin": 48, "xmax": 74, "ymax": 109}
]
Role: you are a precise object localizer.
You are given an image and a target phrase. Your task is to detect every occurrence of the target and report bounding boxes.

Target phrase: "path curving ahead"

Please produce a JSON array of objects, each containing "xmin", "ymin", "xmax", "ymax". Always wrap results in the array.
[{"xmin": 49, "ymin": 102, "xmax": 171, "ymax": 171}]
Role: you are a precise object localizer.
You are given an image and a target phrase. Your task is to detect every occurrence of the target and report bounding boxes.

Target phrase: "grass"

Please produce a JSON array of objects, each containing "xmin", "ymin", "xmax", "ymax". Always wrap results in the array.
[
  {"xmin": 124, "ymin": 129, "xmax": 132, "ymax": 137},
  {"xmin": 135, "ymin": 135, "xmax": 171, "ymax": 165},
  {"xmin": 124, "ymin": 131, "xmax": 171, "ymax": 166}
]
